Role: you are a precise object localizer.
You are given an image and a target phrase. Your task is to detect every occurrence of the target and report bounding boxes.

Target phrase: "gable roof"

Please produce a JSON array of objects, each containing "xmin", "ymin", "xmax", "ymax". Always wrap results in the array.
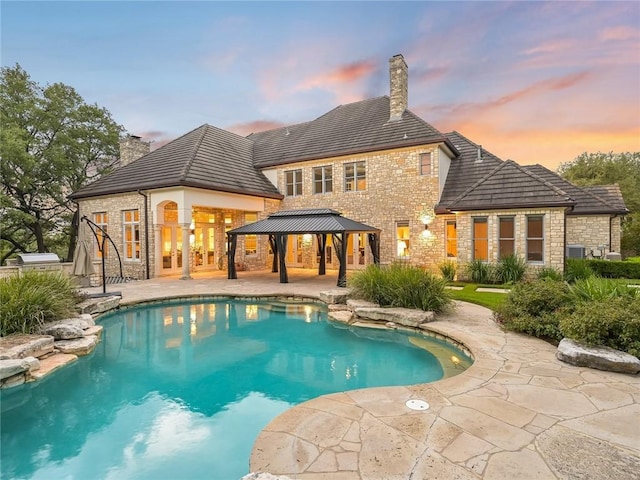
[
  {"xmin": 445, "ymin": 160, "xmax": 575, "ymax": 212},
  {"xmin": 249, "ymin": 96, "xmax": 455, "ymax": 168},
  {"xmin": 70, "ymin": 124, "xmax": 282, "ymax": 200},
  {"xmin": 436, "ymin": 131, "xmax": 504, "ymax": 212},
  {"xmin": 228, "ymin": 209, "xmax": 380, "ymax": 235},
  {"xmin": 523, "ymin": 165, "xmax": 628, "ymax": 215}
]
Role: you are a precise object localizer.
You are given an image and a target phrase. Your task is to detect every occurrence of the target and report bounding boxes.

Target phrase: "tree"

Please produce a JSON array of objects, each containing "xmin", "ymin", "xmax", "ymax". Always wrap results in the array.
[
  {"xmin": 0, "ymin": 64, "xmax": 123, "ymax": 263},
  {"xmin": 558, "ymin": 152, "xmax": 640, "ymax": 256}
]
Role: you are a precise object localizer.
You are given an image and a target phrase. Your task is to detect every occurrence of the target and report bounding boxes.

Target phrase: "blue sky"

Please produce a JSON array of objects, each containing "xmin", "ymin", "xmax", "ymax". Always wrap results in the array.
[{"xmin": 2, "ymin": 0, "xmax": 639, "ymax": 168}]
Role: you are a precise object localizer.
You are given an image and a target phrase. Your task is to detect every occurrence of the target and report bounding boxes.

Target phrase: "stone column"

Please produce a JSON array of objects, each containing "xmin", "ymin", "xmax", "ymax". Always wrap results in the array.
[
  {"xmin": 180, "ymin": 223, "xmax": 191, "ymax": 280},
  {"xmin": 153, "ymin": 224, "xmax": 162, "ymax": 277}
]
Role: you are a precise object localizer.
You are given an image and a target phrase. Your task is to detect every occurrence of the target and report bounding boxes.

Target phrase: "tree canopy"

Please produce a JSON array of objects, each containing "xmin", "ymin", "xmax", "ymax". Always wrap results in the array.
[
  {"xmin": 558, "ymin": 151, "xmax": 640, "ymax": 256},
  {"xmin": 0, "ymin": 64, "xmax": 123, "ymax": 263}
]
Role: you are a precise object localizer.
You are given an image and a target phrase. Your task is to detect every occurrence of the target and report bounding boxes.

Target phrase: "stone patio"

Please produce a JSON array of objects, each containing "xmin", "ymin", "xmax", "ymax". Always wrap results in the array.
[{"xmin": 81, "ymin": 269, "xmax": 640, "ymax": 479}]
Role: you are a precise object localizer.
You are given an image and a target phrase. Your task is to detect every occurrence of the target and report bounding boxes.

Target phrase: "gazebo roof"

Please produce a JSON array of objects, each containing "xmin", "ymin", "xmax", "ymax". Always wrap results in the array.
[{"xmin": 227, "ymin": 209, "xmax": 380, "ymax": 236}]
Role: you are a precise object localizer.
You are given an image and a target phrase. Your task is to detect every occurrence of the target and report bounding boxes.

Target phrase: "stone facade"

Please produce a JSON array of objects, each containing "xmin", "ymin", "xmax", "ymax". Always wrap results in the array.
[
  {"xmin": 78, "ymin": 193, "xmax": 150, "ymax": 280},
  {"xmin": 389, "ymin": 54, "xmax": 408, "ymax": 121},
  {"xmin": 454, "ymin": 208, "xmax": 566, "ymax": 273},
  {"xmin": 566, "ymin": 215, "xmax": 622, "ymax": 257},
  {"xmin": 267, "ymin": 144, "xmax": 445, "ymax": 269}
]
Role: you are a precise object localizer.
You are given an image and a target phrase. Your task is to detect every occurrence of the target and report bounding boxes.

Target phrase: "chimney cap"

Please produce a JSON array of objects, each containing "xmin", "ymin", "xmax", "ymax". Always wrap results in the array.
[{"xmin": 128, "ymin": 134, "xmax": 142, "ymax": 140}]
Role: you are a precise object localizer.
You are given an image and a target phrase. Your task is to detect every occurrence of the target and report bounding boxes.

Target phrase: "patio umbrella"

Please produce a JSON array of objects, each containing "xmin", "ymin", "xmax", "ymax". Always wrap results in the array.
[{"xmin": 72, "ymin": 238, "xmax": 95, "ymax": 276}]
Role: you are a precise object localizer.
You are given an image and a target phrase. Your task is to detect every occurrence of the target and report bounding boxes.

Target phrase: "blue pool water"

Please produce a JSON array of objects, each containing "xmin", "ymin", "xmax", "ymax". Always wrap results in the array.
[{"xmin": 0, "ymin": 299, "xmax": 472, "ymax": 480}]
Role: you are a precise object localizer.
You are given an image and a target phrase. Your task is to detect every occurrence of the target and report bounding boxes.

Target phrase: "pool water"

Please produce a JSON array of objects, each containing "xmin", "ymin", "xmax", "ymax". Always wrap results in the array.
[{"xmin": 0, "ymin": 299, "xmax": 472, "ymax": 480}]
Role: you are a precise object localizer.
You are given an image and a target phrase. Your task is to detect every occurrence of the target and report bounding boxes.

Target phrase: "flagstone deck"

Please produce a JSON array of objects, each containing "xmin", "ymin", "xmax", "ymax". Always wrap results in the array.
[{"xmin": 83, "ymin": 269, "xmax": 640, "ymax": 479}]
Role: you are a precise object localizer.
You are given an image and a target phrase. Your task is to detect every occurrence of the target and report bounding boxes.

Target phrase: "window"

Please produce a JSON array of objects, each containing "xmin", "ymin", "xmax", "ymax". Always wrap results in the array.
[
  {"xmin": 123, "ymin": 209, "xmax": 140, "ymax": 261},
  {"xmin": 420, "ymin": 153, "xmax": 432, "ymax": 176},
  {"xmin": 473, "ymin": 217, "xmax": 488, "ymax": 261},
  {"xmin": 245, "ymin": 213, "xmax": 258, "ymax": 255},
  {"xmin": 285, "ymin": 169, "xmax": 302, "ymax": 196},
  {"xmin": 527, "ymin": 216, "xmax": 544, "ymax": 262},
  {"xmin": 396, "ymin": 221, "xmax": 410, "ymax": 257},
  {"xmin": 313, "ymin": 166, "xmax": 333, "ymax": 194},
  {"xmin": 499, "ymin": 217, "xmax": 515, "ymax": 259},
  {"xmin": 445, "ymin": 220, "xmax": 457, "ymax": 257},
  {"xmin": 344, "ymin": 161, "xmax": 366, "ymax": 191},
  {"xmin": 93, "ymin": 212, "xmax": 108, "ymax": 258}
]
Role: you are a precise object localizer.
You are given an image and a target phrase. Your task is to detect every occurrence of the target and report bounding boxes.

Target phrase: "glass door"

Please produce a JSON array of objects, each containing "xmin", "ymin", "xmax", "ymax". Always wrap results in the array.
[
  {"xmin": 193, "ymin": 225, "xmax": 215, "ymax": 271},
  {"xmin": 161, "ymin": 226, "xmax": 183, "ymax": 275},
  {"xmin": 286, "ymin": 235, "xmax": 304, "ymax": 266},
  {"xmin": 347, "ymin": 233, "xmax": 366, "ymax": 268}
]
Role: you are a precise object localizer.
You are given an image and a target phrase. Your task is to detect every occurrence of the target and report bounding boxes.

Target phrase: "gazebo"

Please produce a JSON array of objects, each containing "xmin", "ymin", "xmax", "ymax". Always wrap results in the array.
[{"xmin": 226, "ymin": 209, "xmax": 381, "ymax": 287}]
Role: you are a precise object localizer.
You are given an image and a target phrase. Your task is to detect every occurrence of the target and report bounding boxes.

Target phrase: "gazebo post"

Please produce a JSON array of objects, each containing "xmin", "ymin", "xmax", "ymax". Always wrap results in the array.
[
  {"xmin": 227, "ymin": 234, "xmax": 238, "ymax": 279},
  {"xmin": 316, "ymin": 233, "xmax": 327, "ymax": 275},
  {"xmin": 269, "ymin": 234, "xmax": 278, "ymax": 272},
  {"xmin": 276, "ymin": 234, "xmax": 288, "ymax": 283}
]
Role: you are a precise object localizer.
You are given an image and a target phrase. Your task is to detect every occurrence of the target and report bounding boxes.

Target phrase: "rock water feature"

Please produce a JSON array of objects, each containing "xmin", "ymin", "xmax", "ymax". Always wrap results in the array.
[{"xmin": 0, "ymin": 296, "xmax": 121, "ymax": 389}]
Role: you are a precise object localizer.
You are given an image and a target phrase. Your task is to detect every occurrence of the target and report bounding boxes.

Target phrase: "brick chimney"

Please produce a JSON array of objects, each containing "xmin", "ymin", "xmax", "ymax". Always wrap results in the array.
[
  {"xmin": 119, "ymin": 135, "xmax": 151, "ymax": 167},
  {"xmin": 389, "ymin": 54, "xmax": 408, "ymax": 121}
]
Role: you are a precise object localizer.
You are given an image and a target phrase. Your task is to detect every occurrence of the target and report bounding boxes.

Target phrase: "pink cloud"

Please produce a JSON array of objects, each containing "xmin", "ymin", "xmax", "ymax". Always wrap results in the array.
[
  {"xmin": 133, "ymin": 131, "xmax": 174, "ymax": 151},
  {"xmin": 599, "ymin": 25, "xmax": 640, "ymax": 41},
  {"xmin": 226, "ymin": 120, "xmax": 286, "ymax": 136},
  {"xmin": 522, "ymin": 38, "xmax": 577, "ymax": 55},
  {"xmin": 298, "ymin": 60, "xmax": 376, "ymax": 90}
]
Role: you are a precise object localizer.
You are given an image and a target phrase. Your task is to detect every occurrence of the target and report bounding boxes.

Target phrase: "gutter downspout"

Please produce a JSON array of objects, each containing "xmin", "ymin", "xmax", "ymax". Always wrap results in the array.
[{"xmin": 137, "ymin": 190, "xmax": 150, "ymax": 280}]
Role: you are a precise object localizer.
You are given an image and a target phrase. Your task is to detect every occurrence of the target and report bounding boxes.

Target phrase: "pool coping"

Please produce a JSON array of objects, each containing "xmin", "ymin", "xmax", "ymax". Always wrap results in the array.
[{"xmin": 80, "ymin": 273, "xmax": 639, "ymax": 479}]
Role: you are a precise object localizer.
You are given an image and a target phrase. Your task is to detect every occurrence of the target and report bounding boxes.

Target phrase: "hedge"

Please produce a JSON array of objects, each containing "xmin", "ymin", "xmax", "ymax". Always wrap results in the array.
[{"xmin": 583, "ymin": 259, "xmax": 640, "ymax": 279}]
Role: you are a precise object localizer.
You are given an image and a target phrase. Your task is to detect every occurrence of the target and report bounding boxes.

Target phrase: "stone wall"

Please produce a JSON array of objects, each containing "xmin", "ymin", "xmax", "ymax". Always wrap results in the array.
[
  {"xmin": 77, "ymin": 193, "xmax": 151, "ymax": 280},
  {"xmin": 271, "ymin": 144, "xmax": 445, "ymax": 269},
  {"xmin": 566, "ymin": 215, "xmax": 621, "ymax": 256},
  {"xmin": 454, "ymin": 208, "xmax": 566, "ymax": 274}
]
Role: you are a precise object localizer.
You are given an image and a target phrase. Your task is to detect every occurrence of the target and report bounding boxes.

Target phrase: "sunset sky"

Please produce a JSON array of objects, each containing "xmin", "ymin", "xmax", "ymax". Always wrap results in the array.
[{"xmin": 2, "ymin": 1, "xmax": 639, "ymax": 170}]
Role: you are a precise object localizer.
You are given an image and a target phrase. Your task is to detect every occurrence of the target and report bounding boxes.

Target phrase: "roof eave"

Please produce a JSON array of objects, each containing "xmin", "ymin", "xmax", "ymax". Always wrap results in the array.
[{"xmin": 444, "ymin": 201, "xmax": 577, "ymax": 213}]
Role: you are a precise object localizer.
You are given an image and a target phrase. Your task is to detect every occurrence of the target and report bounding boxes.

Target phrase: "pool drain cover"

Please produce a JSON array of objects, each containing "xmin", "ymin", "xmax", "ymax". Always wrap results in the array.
[{"xmin": 405, "ymin": 399, "xmax": 430, "ymax": 411}]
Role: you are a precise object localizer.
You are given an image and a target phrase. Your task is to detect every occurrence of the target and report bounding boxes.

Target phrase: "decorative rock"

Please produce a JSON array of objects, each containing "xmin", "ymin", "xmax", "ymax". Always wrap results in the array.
[
  {"xmin": 76, "ymin": 295, "xmax": 121, "ymax": 314},
  {"xmin": 0, "ymin": 357, "xmax": 40, "ymax": 380},
  {"xmin": 328, "ymin": 311, "xmax": 353, "ymax": 324},
  {"xmin": 346, "ymin": 299, "xmax": 379, "ymax": 310},
  {"xmin": 83, "ymin": 325, "xmax": 104, "ymax": 338},
  {"xmin": 30, "ymin": 353, "xmax": 78, "ymax": 380},
  {"xmin": 54, "ymin": 335, "xmax": 99, "ymax": 356},
  {"xmin": 0, "ymin": 335, "xmax": 54, "ymax": 360},
  {"xmin": 354, "ymin": 306, "xmax": 435, "ymax": 328},
  {"xmin": 40, "ymin": 323, "xmax": 85, "ymax": 340},
  {"xmin": 1, "ymin": 373, "xmax": 26, "ymax": 388},
  {"xmin": 327, "ymin": 303, "xmax": 350, "ymax": 312},
  {"xmin": 556, "ymin": 338, "xmax": 640, "ymax": 374},
  {"xmin": 319, "ymin": 289, "xmax": 350, "ymax": 305},
  {"xmin": 386, "ymin": 321, "xmax": 398, "ymax": 329}
]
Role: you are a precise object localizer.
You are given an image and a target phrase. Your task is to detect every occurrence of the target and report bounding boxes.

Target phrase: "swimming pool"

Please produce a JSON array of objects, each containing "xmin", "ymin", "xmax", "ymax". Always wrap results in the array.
[{"xmin": 0, "ymin": 298, "xmax": 472, "ymax": 480}]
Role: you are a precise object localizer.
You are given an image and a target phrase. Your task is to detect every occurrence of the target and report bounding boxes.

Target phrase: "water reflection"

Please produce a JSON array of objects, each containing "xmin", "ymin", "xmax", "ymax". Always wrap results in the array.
[{"xmin": 0, "ymin": 300, "xmax": 471, "ymax": 480}]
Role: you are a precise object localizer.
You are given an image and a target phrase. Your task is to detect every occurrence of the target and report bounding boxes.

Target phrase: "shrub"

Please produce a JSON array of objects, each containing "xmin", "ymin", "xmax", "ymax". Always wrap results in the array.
[
  {"xmin": 537, "ymin": 266, "xmax": 564, "ymax": 281},
  {"xmin": 494, "ymin": 279, "xmax": 571, "ymax": 340},
  {"xmin": 568, "ymin": 277, "xmax": 639, "ymax": 303},
  {"xmin": 564, "ymin": 258, "xmax": 595, "ymax": 282},
  {"xmin": 495, "ymin": 254, "xmax": 528, "ymax": 284},
  {"xmin": 0, "ymin": 271, "xmax": 80, "ymax": 337},
  {"xmin": 583, "ymin": 259, "xmax": 640, "ymax": 279},
  {"xmin": 559, "ymin": 296, "xmax": 640, "ymax": 357},
  {"xmin": 465, "ymin": 259, "xmax": 497, "ymax": 284},
  {"xmin": 349, "ymin": 263, "xmax": 451, "ymax": 312},
  {"xmin": 438, "ymin": 260, "xmax": 456, "ymax": 282}
]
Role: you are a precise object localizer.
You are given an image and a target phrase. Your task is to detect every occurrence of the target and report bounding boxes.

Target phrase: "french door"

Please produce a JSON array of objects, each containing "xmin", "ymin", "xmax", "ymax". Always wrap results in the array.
[{"xmin": 161, "ymin": 225, "xmax": 183, "ymax": 275}]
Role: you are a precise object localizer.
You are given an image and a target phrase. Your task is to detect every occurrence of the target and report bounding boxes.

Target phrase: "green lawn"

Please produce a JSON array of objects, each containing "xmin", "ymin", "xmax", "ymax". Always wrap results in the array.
[{"xmin": 446, "ymin": 283, "xmax": 507, "ymax": 310}]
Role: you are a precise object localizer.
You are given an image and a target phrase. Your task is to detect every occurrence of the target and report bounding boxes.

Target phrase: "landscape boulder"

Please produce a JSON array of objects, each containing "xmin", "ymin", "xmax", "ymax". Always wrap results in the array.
[{"xmin": 556, "ymin": 338, "xmax": 640, "ymax": 374}]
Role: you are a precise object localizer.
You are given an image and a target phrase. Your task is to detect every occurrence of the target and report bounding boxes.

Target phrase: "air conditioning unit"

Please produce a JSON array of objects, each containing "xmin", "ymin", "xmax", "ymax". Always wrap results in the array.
[{"xmin": 566, "ymin": 245, "xmax": 585, "ymax": 259}]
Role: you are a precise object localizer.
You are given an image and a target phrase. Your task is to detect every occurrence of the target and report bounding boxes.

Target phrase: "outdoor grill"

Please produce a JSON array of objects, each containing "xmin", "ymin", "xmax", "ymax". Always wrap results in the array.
[{"xmin": 16, "ymin": 253, "xmax": 63, "ymax": 272}]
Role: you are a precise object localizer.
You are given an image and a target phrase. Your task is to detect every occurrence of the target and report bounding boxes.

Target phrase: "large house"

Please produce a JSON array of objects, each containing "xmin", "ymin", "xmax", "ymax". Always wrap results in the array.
[{"xmin": 70, "ymin": 54, "xmax": 627, "ymax": 284}]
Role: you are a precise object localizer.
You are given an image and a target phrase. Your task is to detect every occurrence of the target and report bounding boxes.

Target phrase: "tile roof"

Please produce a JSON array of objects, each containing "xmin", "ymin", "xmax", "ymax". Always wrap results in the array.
[
  {"xmin": 70, "ymin": 124, "xmax": 282, "ymax": 200},
  {"xmin": 228, "ymin": 209, "xmax": 380, "ymax": 235},
  {"xmin": 249, "ymin": 96, "xmax": 452, "ymax": 168},
  {"xmin": 523, "ymin": 165, "xmax": 628, "ymax": 214},
  {"xmin": 445, "ymin": 160, "xmax": 575, "ymax": 211},
  {"xmin": 436, "ymin": 131, "xmax": 504, "ymax": 211}
]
